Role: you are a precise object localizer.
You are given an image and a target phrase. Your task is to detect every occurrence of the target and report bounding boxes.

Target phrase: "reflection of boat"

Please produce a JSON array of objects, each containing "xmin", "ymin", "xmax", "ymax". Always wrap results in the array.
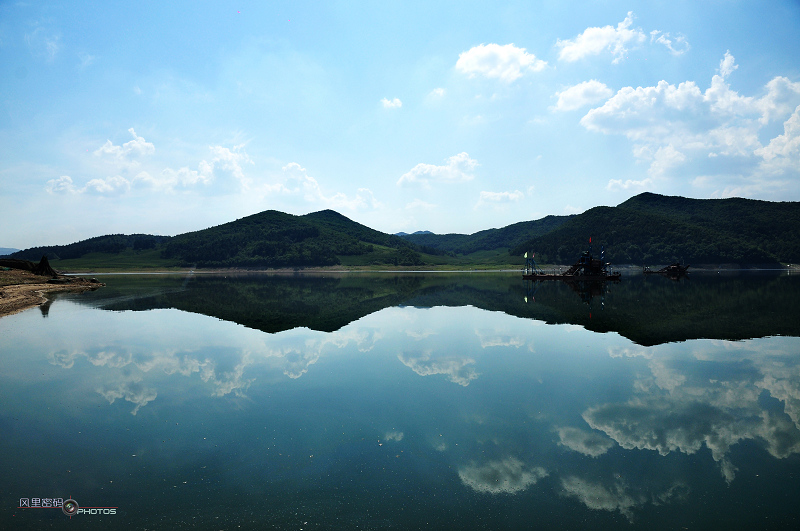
[
  {"xmin": 523, "ymin": 246, "xmax": 621, "ymax": 282},
  {"xmin": 643, "ymin": 262, "xmax": 689, "ymax": 279}
]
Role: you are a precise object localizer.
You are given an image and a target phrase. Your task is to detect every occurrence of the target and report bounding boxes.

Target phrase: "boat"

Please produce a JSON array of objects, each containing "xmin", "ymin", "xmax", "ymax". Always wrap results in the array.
[
  {"xmin": 643, "ymin": 262, "xmax": 689, "ymax": 279},
  {"xmin": 523, "ymin": 246, "xmax": 621, "ymax": 281}
]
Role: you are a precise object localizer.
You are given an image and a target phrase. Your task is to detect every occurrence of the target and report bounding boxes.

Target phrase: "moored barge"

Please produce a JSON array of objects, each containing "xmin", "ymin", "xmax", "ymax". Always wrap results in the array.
[{"xmin": 523, "ymin": 247, "xmax": 621, "ymax": 281}]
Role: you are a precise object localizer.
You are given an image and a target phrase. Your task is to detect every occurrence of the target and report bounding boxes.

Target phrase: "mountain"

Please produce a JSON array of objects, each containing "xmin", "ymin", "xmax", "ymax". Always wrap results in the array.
[
  {"xmin": 11, "ymin": 235, "xmax": 170, "ymax": 261},
  {"xmin": 161, "ymin": 209, "xmax": 423, "ymax": 268},
  {"xmin": 0, "ymin": 247, "xmax": 20, "ymax": 257},
  {"xmin": 8, "ymin": 193, "xmax": 800, "ymax": 268},
  {"xmin": 400, "ymin": 215, "xmax": 571, "ymax": 255},
  {"xmin": 511, "ymin": 193, "xmax": 800, "ymax": 265}
]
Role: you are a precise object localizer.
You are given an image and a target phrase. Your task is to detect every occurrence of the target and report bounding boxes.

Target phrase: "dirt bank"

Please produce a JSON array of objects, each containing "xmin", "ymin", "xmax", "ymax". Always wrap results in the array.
[{"xmin": 0, "ymin": 269, "xmax": 104, "ymax": 319}]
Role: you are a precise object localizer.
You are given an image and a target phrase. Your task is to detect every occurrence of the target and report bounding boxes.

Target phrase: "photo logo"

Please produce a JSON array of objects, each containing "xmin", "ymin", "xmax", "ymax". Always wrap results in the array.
[{"xmin": 62, "ymin": 499, "xmax": 79, "ymax": 516}]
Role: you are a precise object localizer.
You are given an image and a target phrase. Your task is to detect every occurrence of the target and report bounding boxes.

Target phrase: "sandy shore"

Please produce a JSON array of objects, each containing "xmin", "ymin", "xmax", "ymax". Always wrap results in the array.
[{"xmin": 0, "ymin": 269, "xmax": 104, "ymax": 319}]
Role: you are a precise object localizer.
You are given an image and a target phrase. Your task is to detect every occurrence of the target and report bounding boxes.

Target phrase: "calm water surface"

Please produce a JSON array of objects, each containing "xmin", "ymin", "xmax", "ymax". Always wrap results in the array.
[{"xmin": 2, "ymin": 272, "xmax": 799, "ymax": 529}]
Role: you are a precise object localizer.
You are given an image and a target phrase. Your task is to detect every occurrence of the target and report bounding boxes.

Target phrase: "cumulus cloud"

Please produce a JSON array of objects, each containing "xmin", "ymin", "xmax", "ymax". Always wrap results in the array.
[
  {"xmin": 84, "ymin": 175, "xmax": 131, "ymax": 195},
  {"xmin": 397, "ymin": 152, "xmax": 479, "ymax": 187},
  {"xmin": 459, "ymin": 458, "xmax": 547, "ymax": 494},
  {"xmin": 581, "ymin": 52, "xmax": 800, "ymax": 194},
  {"xmin": 381, "ymin": 97, "xmax": 402, "ymax": 108},
  {"xmin": 429, "ymin": 87, "xmax": 446, "ymax": 97},
  {"xmin": 398, "ymin": 351, "xmax": 479, "ymax": 386},
  {"xmin": 456, "ymin": 43, "xmax": 546, "ymax": 83},
  {"xmin": 45, "ymin": 175, "xmax": 78, "ymax": 194},
  {"xmin": 556, "ymin": 426, "xmax": 615, "ymax": 457},
  {"xmin": 556, "ymin": 12, "xmax": 646, "ymax": 64},
  {"xmin": 45, "ymin": 174, "xmax": 132, "ymax": 195},
  {"xmin": 756, "ymin": 105, "xmax": 800, "ymax": 174},
  {"xmin": 281, "ymin": 162, "xmax": 383, "ymax": 210},
  {"xmin": 554, "ymin": 80, "xmax": 613, "ymax": 111},
  {"xmin": 94, "ymin": 128, "xmax": 155, "ymax": 162},
  {"xmin": 719, "ymin": 50, "xmax": 738, "ymax": 78}
]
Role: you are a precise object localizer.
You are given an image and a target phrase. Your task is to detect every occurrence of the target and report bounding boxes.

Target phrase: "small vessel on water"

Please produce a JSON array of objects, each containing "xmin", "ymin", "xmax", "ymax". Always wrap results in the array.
[
  {"xmin": 643, "ymin": 262, "xmax": 689, "ymax": 279},
  {"xmin": 523, "ymin": 245, "xmax": 621, "ymax": 281}
]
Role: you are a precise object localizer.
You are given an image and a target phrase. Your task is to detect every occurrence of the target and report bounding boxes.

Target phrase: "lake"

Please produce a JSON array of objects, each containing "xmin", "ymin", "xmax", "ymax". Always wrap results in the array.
[{"xmin": 2, "ymin": 271, "xmax": 800, "ymax": 529}]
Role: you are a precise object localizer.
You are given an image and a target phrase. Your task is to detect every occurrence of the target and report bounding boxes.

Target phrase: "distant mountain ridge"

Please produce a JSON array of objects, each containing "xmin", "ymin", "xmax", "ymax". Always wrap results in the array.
[
  {"xmin": 0, "ymin": 247, "xmax": 20, "ymax": 257},
  {"xmin": 9, "ymin": 193, "xmax": 800, "ymax": 267}
]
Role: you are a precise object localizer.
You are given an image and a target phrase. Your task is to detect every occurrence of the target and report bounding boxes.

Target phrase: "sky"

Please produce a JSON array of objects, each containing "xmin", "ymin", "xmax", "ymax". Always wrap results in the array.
[{"xmin": 2, "ymin": 0, "xmax": 800, "ymax": 249}]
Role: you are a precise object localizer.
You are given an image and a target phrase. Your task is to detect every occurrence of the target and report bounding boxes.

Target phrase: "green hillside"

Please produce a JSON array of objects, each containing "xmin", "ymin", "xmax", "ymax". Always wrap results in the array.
[
  {"xmin": 12, "ymin": 234, "xmax": 171, "ymax": 261},
  {"xmin": 400, "ymin": 215, "xmax": 571, "ymax": 255},
  {"xmin": 511, "ymin": 193, "xmax": 800, "ymax": 265},
  {"xmin": 8, "ymin": 193, "xmax": 800, "ymax": 269},
  {"xmin": 161, "ymin": 209, "xmax": 424, "ymax": 268}
]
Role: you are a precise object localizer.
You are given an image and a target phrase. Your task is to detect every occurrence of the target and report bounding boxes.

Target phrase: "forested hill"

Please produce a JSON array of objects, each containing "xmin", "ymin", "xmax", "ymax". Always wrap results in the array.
[
  {"xmin": 9, "ymin": 193, "xmax": 800, "ymax": 267},
  {"xmin": 510, "ymin": 193, "xmax": 800, "ymax": 265},
  {"xmin": 12, "ymin": 234, "xmax": 171, "ymax": 261},
  {"xmin": 399, "ymin": 215, "xmax": 571, "ymax": 255},
  {"xmin": 12, "ymin": 209, "xmax": 425, "ymax": 268},
  {"xmin": 161, "ymin": 209, "xmax": 423, "ymax": 268}
]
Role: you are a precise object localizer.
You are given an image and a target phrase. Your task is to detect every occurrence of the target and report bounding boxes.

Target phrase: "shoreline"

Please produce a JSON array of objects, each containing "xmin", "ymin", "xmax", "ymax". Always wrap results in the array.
[
  {"xmin": 0, "ymin": 269, "xmax": 104, "ymax": 319},
  {"xmin": 53, "ymin": 263, "xmax": 800, "ymax": 275}
]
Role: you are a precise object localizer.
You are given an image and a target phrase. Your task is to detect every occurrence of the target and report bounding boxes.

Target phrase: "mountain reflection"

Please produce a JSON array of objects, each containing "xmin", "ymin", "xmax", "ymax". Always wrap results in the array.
[{"xmin": 74, "ymin": 271, "xmax": 800, "ymax": 345}]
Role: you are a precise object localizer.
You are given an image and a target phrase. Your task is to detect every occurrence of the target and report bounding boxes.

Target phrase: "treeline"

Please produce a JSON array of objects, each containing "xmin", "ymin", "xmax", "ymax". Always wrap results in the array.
[{"xmin": 12, "ymin": 234, "xmax": 170, "ymax": 261}]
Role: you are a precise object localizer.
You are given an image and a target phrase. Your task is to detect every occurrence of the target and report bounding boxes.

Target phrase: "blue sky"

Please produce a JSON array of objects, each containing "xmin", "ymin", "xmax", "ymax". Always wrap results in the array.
[{"xmin": 2, "ymin": 1, "xmax": 800, "ymax": 249}]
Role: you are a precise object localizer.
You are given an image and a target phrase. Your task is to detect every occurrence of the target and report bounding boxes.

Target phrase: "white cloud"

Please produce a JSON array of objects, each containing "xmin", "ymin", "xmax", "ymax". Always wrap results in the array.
[
  {"xmin": 456, "ymin": 43, "xmax": 546, "ymax": 83},
  {"xmin": 459, "ymin": 458, "xmax": 547, "ymax": 494},
  {"xmin": 398, "ymin": 351, "xmax": 479, "ymax": 386},
  {"xmin": 474, "ymin": 329, "xmax": 525, "ymax": 348},
  {"xmin": 384, "ymin": 431, "xmax": 404, "ymax": 442},
  {"xmin": 405, "ymin": 199, "xmax": 437, "ymax": 211},
  {"xmin": 719, "ymin": 50, "xmax": 738, "ymax": 78},
  {"xmin": 397, "ymin": 152, "xmax": 479, "ymax": 187},
  {"xmin": 429, "ymin": 87, "xmax": 446, "ymax": 97},
  {"xmin": 554, "ymin": 80, "xmax": 613, "ymax": 111},
  {"xmin": 381, "ymin": 97, "xmax": 402, "ymax": 108},
  {"xmin": 756, "ymin": 105, "xmax": 800, "ymax": 173},
  {"xmin": 280, "ymin": 162, "xmax": 383, "ymax": 210},
  {"xmin": 97, "ymin": 380, "xmax": 157, "ymax": 416},
  {"xmin": 475, "ymin": 190, "xmax": 524, "ymax": 208},
  {"xmin": 45, "ymin": 175, "xmax": 78, "ymax": 194},
  {"xmin": 556, "ymin": 12, "xmax": 646, "ymax": 64},
  {"xmin": 94, "ymin": 128, "xmax": 155, "ymax": 162},
  {"xmin": 755, "ymin": 77, "xmax": 800, "ymax": 124},
  {"xmin": 78, "ymin": 53, "xmax": 97, "ymax": 69},
  {"xmin": 560, "ymin": 476, "xmax": 639, "ymax": 521},
  {"xmin": 557, "ymin": 426, "xmax": 615, "ymax": 457},
  {"xmin": 45, "ymin": 174, "xmax": 131, "ymax": 195},
  {"xmin": 25, "ymin": 26, "xmax": 61, "ymax": 62},
  {"xmin": 83, "ymin": 175, "xmax": 131, "ymax": 195},
  {"xmin": 581, "ymin": 52, "xmax": 800, "ymax": 195},
  {"xmin": 582, "ymin": 338, "xmax": 800, "ymax": 485},
  {"xmin": 650, "ymin": 31, "xmax": 689, "ymax": 56}
]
